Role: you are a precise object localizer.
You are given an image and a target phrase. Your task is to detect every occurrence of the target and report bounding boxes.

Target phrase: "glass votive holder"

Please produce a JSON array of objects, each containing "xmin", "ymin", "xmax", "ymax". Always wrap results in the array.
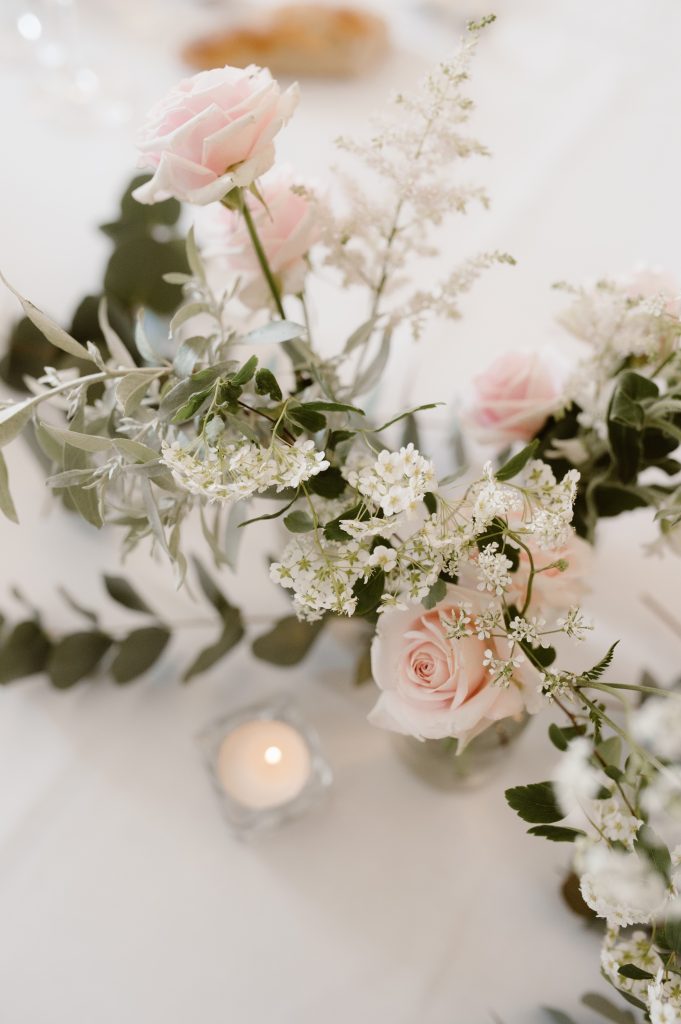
[{"xmin": 197, "ymin": 697, "xmax": 333, "ymax": 838}]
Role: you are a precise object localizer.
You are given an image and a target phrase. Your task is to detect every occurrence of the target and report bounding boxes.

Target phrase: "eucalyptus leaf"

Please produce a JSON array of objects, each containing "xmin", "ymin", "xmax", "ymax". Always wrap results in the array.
[
  {"xmin": 343, "ymin": 317, "xmax": 377, "ymax": 354},
  {"xmin": 182, "ymin": 613, "xmax": 244, "ymax": 682},
  {"xmin": 111, "ymin": 627, "xmax": 171, "ymax": 683},
  {"xmin": 47, "ymin": 631, "xmax": 112, "ymax": 688},
  {"xmin": 353, "ymin": 327, "xmax": 392, "ymax": 397},
  {"xmin": 104, "ymin": 575, "xmax": 154, "ymax": 614},
  {"xmin": 252, "ymin": 616, "xmax": 325, "ymax": 666},
  {"xmin": 116, "ymin": 370, "xmax": 162, "ymax": 415},
  {"xmin": 0, "ymin": 620, "xmax": 51, "ymax": 684},
  {"xmin": 64, "ymin": 442, "xmax": 102, "ymax": 528}
]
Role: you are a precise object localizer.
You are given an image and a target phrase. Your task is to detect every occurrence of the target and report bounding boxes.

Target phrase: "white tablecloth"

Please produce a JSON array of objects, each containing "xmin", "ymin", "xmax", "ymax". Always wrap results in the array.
[{"xmin": 1, "ymin": 2, "xmax": 681, "ymax": 1021}]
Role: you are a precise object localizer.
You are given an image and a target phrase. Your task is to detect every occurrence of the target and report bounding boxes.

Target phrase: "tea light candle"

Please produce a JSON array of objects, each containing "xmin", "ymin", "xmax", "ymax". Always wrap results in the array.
[{"xmin": 217, "ymin": 719, "xmax": 312, "ymax": 810}]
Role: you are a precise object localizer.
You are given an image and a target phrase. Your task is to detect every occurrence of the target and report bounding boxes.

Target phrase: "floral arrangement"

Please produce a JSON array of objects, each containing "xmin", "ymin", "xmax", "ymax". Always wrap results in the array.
[
  {"xmin": 1, "ymin": 19, "xmax": 681, "ymax": 1021},
  {"xmin": 465, "ymin": 271, "xmax": 681, "ymax": 546}
]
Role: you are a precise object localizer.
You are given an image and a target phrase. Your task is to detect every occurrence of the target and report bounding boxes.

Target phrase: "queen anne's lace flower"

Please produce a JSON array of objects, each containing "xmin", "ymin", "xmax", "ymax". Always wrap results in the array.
[
  {"xmin": 161, "ymin": 438, "xmax": 329, "ymax": 504},
  {"xmin": 346, "ymin": 443, "xmax": 436, "ymax": 517}
]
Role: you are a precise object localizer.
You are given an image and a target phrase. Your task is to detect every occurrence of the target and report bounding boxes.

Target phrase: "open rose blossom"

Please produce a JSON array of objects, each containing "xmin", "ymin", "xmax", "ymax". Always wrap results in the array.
[
  {"xmin": 464, "ymin": 350, "xmax": 560, "ymax": 447},
  {"xmin": 369, "ymin": 584, "xmax": 542, "ymax": 749},
  {"xmin": 196, "ymin": 166, "xmax": 321, "ymax": 306},
  {"xmin": 133, "ymin": 65, "xmax": 299, "ymax": 206}
]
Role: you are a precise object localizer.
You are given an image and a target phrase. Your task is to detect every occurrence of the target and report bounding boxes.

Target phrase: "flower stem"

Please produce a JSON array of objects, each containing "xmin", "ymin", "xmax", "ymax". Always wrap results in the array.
[{"xmin": 236, "ymin": 190, "xmax": 286, "ymax": 319}]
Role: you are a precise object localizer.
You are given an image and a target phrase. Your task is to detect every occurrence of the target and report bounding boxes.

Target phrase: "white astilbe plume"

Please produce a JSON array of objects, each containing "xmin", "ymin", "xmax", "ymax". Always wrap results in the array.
[{"xmin": 323, "ymin": 18, "xmax": 513, "ymax": 338}]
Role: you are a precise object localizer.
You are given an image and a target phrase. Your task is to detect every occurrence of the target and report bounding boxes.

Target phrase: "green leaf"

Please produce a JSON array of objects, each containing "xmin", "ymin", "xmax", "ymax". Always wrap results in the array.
[
  {"xmin": 97, "ymin": 297, "xmax": 135, "ymax": 368},
  {"xmin": 594, "ymin": 484, "xmax": 649, "ymax": 517},
  {"xmin": 328, "ymin": 430, "xmax": 356, "ymax": 449},
  {"xmin": 254, "ymin": 368, "xmax": 282, "ymax": 401},
  {"xmin": 0, "ymin": 399, "xmax": 35, "ymax": 449},
  {"xmin": 0, "ymin": 620, "xmax": 51, "ymax": 684},
  {"xmin": 252, "ymin": 616, "xmax": 325, "ymax": 666},
  {"xmin": 192, "ymin": 558, "xmax": 239, "ymax": 619},
  {"xmin": 104, "ymin": 575, "xmax": 154, "ymax": 614},
  {"xmin": 505, "ymin": 781, "xmax": 564, "ymax": 824},
  {"xmin": 64, "ymin": 443, "xmax": 102, "ymax": 529},
  {"xmin": 371, "ymin": 403, "xmax": 443, "ymax": 433},
  {"xmin": 618, "ymin": 964, "xmax": 654, "ymax": 981},
  {"xmin": 0, "ymin": 450, "xmax": 18, "ymax": 523},
  {"xmin": 104, "ymin": 236, "xmax": 189, "ymax": 314},
  {"xmin": 422, "ymin": 578, "xmax": 447, "ymax": 609},
  {"xmin": 57, "ymin": 587, "xmax": 99, "ymax": 624},
  {"xmin": 343, "ymin": 317, "xmax": 377, "ymax": 354},
  {"xmin": 231, "ymin": 355, "xmax": 258, "ymax": 386},
  {"xmin": 323, "ymin": 502, "xmax": 368, "ymax": 541},
  {"xmin": 353, "ymin": 568, "xmax": 385, "ymax": 617},
  {"xmin": 596, "ymin": 735, "xmax": 621, "ymax": 767},
  {"xmin": 47, "ymin": 631, "xmax": 112, "ymax": 688},
  {"xmin": 111, "ymin": 627, "xmax": 170, "ymax": 684},
  {"xmin": 0, "ymin": 272, "xmax": 93, "ymax": 361},
  {"xmin": 42, "ymin": 425, "xmax": 116, "ymax": 454},
  {"xmin": 116, "ymin": 370, "xmax": 163, "ymax": 416},
  {"xmin": 309, "ymin": 466, "xmax": 346, "ymax": 499},
  {"xmin": 303, "ymin": 400, "xmax": 365, "ymax": 415},
  {"xmin": 287, "ymin": 405, "xmax": 327, "ymax": 433},
  {"xmin": 527, "ymin": 825, "xmax": 585, "ymax": 842},
  {"xmin": 581, "ymin": 993, "xmax": 638, "ymax": 1023},
  {"xmin": 238, "ymin": 493, "xmax": 299, "ymax": 528},
  {"xmin": 182, "ymin": 613, "xmax": 244, "ymax": 681},
  {"xmin": 283, "ymin": 510, "xmax": 315, "ymax": 533},
  {"xmin": 243, "ymin": 320, "xmax": 305, "ymax": 346},
  {"xmin": 548, "ymin": 723, "xmax": 569, "ymax": 751},
  {"xmin": 541, "ymin": 1009, "xmax": 579, "ymax": 1024},
  {"xmin": 657, "ymin": 918, "xmax": 681, "ymax": 955},
  {"xmin": 636, "ymin": 824, "xmax": 673, "ymax": 883},
  {"xmin": 580, "ymin": 642, "xmax": 619, "ymax": 683},
  {"xmin": 609, "ymin": 371, "xmax": 659, "ymax": 428},
  {"xmin": 496, "ymin": 440, "xmax": 540, "ymax": 482}
]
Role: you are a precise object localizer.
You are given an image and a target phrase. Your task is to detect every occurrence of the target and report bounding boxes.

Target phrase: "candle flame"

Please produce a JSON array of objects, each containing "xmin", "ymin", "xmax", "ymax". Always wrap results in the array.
[{"xmin": 264, "ymin": 745, "xmax": 283, "ymax": 765}]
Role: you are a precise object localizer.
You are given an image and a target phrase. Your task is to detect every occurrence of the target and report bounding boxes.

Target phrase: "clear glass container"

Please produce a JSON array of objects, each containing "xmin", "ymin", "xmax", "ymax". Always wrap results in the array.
[
  {"xmin": 392, "ymin": 713, "xmax": 529, "ymax": 790},
  {"xmin": 198, "ymin": 697, "xmax": 333, "ymax": 839}
]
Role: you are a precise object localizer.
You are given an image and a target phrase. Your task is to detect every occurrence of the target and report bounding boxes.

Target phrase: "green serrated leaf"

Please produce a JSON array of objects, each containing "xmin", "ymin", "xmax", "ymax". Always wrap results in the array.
[
  {"xmin": 47, "ymin": 631, "xmax": 112, "ymax": 688},
  {"xmin": 104, "ymin": 575, "xmax": 154, "ymax": 614},
  {"xmin": 505, "ymin": 781, "xmax": 564, "ymax": 824},
  {"xmin": 252, "ymin": 616, "xmax": 325, "ymax": 666},
  {"xmin": 111, "ymin": 627, "xmax": 170, "ymax": 684}
]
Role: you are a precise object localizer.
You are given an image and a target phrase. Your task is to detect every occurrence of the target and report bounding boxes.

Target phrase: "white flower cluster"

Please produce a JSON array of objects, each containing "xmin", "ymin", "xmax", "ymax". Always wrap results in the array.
[
  {"xmin": 270, "ymin": 534, "xmax": 370, "ymax": 620},
  {"xmin": 633, "ymin": 696, "xmax": 681, "ymax": 762},
  {"xmin": 476, "ymin": 542, "xmax": 513, "ymax": 595},
  {"xmin": 579, "ymin": 842, "xmax": 668, "ymax": 927},
  {"xmin": 601, "ymin": 930, "xmax": 681, "ymax": 1024},
  {"xmin": 520, "ymin": 461, "xmax": 580, "ymax": 548},
  {"xmin": 161, "ymin": 438, "xmax": 329, "ymax": 504},
  {"xmin": 649, "ymin": 970, "xmax": 681, "ymax": 1024},
  {"xmin": 346, "ymin": 444, "xmax": 436, "ymax": 517}
]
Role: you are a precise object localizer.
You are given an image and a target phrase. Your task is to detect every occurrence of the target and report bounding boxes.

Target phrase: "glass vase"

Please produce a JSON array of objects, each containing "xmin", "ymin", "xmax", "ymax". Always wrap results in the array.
[{"xmin": 392, "ymin": 713, "xmax": 529, "ymax": 790}]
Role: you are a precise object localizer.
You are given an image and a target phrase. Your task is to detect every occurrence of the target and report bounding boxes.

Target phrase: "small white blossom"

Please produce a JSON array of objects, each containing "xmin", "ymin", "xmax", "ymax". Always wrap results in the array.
[
  {"xmin": 554, "ymin": 738, "xmax": 601, "ymax": 815},
  {"xmin": 557, "ymin": 606, "xmax": 593, "ymax": 641},
  {"xmin": 476, "ymin": 542, "xmax": 513, "ymax": 595},
  {"xmin": 633, "ymin": 697, "xmax": 681, "ymax": 762},
  {"xmin": 346, "ymin": 443, "xmax": 436, "ymax": 517}
]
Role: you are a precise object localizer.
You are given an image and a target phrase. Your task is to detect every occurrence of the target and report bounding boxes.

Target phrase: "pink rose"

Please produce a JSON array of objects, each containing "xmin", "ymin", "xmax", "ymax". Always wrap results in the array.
[
  {"xmin": 196, "ymin": 166, "xmax": 321, "ymax": 306},
  {"xmin": 465, "ymin": 351, "xmax": 560, "ymax": 447},
  {"xmin": 368, "ymin": 584, "xmax": 542, "ymax": 749},
  {"xmin": 133, "ymin": 65, "xmax": 299, "ymax": 206}
]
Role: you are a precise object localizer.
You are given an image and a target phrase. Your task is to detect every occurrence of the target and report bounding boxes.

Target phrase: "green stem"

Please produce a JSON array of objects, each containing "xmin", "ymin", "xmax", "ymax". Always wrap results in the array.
[{"xmin": 234, "ymin": 191, "xmax": 286, "ymax": 319}]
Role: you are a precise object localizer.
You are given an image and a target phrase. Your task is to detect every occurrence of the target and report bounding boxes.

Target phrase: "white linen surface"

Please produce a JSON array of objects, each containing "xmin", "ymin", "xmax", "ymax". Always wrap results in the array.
[{"xmin": 0, "ymin": 2, "xmax": 680, "ymax": 1021}]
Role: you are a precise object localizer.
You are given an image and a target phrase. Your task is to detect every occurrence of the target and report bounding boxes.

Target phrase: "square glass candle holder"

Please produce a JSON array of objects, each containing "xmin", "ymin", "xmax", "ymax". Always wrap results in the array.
[{"xmin": 198, "ymin": 697, "xmax": 333, "ymax": 838}]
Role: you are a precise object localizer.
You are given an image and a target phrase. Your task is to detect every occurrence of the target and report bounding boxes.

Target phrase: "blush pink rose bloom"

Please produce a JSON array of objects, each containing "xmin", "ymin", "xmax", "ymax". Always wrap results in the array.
[
  {"xmin": 133, "ymin": 65, "xmax": 299, "ymax": 206},
  {"xmin": 465, "ymin": 351, "xmax": 560, "ymax": 447},
  {"xmin": 195, "ymin": 166, "xmax": 321, "ymax": 307},
  {"xmin": 369, "ymin": 584, "xmax": 542, "ymax": 748}
]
